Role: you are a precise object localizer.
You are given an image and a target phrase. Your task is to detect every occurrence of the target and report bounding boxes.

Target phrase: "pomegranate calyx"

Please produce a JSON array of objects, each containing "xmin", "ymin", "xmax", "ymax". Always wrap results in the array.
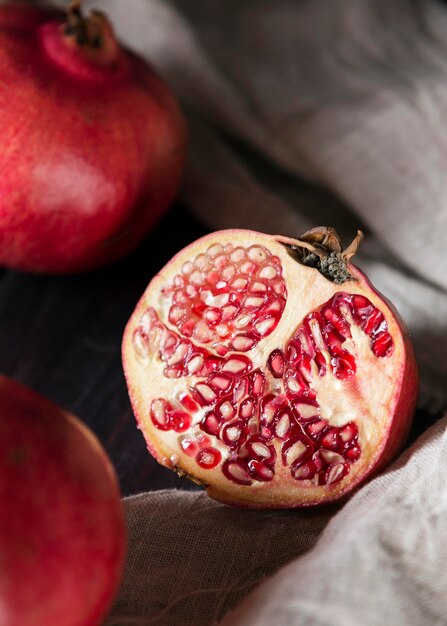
[
  {"xmin": 64, "ymin": 0, "xmax": 119, "ymax": 67},
  {"xmin": 278, "ymin": 227, "xmax": 364, "ymax": 285}
]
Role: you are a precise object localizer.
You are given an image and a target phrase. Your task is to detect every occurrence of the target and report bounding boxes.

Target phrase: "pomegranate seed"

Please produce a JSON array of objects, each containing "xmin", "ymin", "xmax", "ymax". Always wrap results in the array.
[
  {"xmin": 251, "ymin": 371, "xmax": 265, "ymax": 396},
  {"xmin": 201, "ymin": 356, "xmax": 222, "ymax": 376},
  {"xmin": 222, "ymin": 421, "xmax": 244, "ymax": 446},
  {"xmin": 332, "ymin": 353, "xmax": 356, "ymax": 379},
  {"xmin": 201, "ymin": 412, "xmax": 221, "ymax": 436},
  {"xmin": 150, "ymin": 399, "xmax": 171, "ymax": 431},
  {"xmin": 221, "ymin": 305, "xmax": 238, "ymax": 321},
  {"xmin": 314, "ymin": 351, "xmax": 327, "ymax": 376},
  {"xmin": 230, "ymin": 335, "xmax": 255, "ymax": 352},
  {"xmin": 196, "ymin": 434, "xmax": 211, "ymax": 448},
  {"xmin": 268, "ymin": 349, "xmax": 285, "ymax": 378},
  {"xmin": 180, "ymin": 438, "xmax": 199, "ymax": 457},
  {"xmin": 209, "ymin": 374, "xmax": 233, "ymax": 392},
  {"xmin": 285, "ymin": 369, "xmax": 307, "ymax": 396},
  {"xmin": 221, "ymin": 265, "xmax": 236, "ymax": 281},
  {"xmin": 339, "ymin": 422, "xmax": 358, "ymax": 443},
  {"xmin": 196, "ymin": 447, "xmax": 222, "ymax": 469},
  {"xmin": 166, "ymin": 341, "xmax": 190, "ymax": 366},
  {"xmin": 254, "ymin": 317, "xmax": 275, "ymax": 336},
  {"xmin": 240, "ymin": 261, "xmax": 257, "ymax": 275},
  {"xmin": 206, "ymin": 270, "xmax": 220, "ymax": 285},
  {"xmin": 248, "ymin": 460, "xmax": 274, "ymax": 482},
  {"xmin": 216, "ymin": 399, "xmax": 236, "ymax": 421},
  {"xmin": 322, "ymin": 306, "xmax": 351, "ymax": 337},
  {"xmin": 190, "ymin": 270, "xmax": 204, "ymax": 286},
  {"xmin": 260, "ymin": 396, "xmax": 277, "ymax": 425},
  {"xmin": 194, "ymin": 253, "xmax": 210, "ymax": 271},
  {"xmin": 262, "ymin": 298, "xmax": 283, "ymax": 315},
  {"xmin": 247, "ymin": 245, "xmax": 268, "ymax": 263},
  {"xmin": 291, "ymin": 461, "xmax": 317, "ymax": 481},
  {"xmin": 320, "ymin": 450, "xmax": 345, "ymax": 465},
  {"xmin": 195, "ymin": 384, "xmax": 217, "ymax": 405},
  {"xmin": 205, "ymin": 308, "xmax": 221, "ymax": 324},
  {"xmin": 233, "ymin": 377, "xmax": 249, "ymax": 403},
  {"xmin": 271, "ymin": 279, "xmax": 285, "ymax": 295},
  {"xmin": 231, "ymin": 277, "xmax": 248, "ymax": 291},
  {"xmin": 346, "ymin": 445, "xmax": 361, "ymax": 461},
  {"xmin": 168, "ymin": 305, "xmax": 186, "ymax": 325},
  {"xmin": 222, "ymin": 460, "xmax": 252, "ymax": 485},
  {"xmin": 372, "ymin": 332, "xmax": 394, "ymax": 357},
  {"xmin": 351, "ymin": 294, "xmax": 370, "ymax": 310},
  {"xmin": 258, "ymin": 264, "xmax": 277, "ymax": 279},
  {"xmin": 222, "ymin": 356, "xmax": 251, "ymax": 375},
  {"xmin": 243, "ymin": 295, "xmax": 265, "ymax": 308},
  {"xmin": 274, "ymin": 410, "xmax": 292, "ymax": 439},
  {"xmin": 362, "ymin": 308, "xmax": 383, "ymax": 335},
  {"xmin": 250, "ymin": 280, "xmax": 268, "ymax": 294},
  {"xmin": 325, "ymin": 463, "xmax": 348, "ymax": 485},
  {"xmin": 169, "ymin": 410, "xmax": 191, "ymax": 432},
  {"xmin": 306, "ymin": 420, "xmax": 327, "ymax": 439},
  {"xmin": 282, "ymin": 436, "xmax": 313, "ymax": 466},
  {"xmin": 294, "ymin": 402, "xmax": 319, "ymax": 420},
  {"xmin": 207, "ymin": 243, "xmax": 224, "ymax": 257},
  {"xmin": 187, "ymin": 354, "xmax": 204, "ymax": 374},
  {"xmin": 180, "ymin": 319, "xmax": 195, "ymax": 337},
  {"xmin": 182, "ymin": 261, "xmax": 193, "ymax": 275},
  {"xmin": 321, "ymin": 428, "xmax": 342, "ymax": 452},
  {"xmin": 193, "ymin": 321, "xmax": 214, "ymax": 343},
  {"xmin": 239, "ymin": 397, "xmax": 255, "ymax": 419},
  {"xmin": 133, "ymin": 328, "xmax": 149, "ymax": 359},
  {"xmin": 230, "ymin": 247, "xmax": 246, "ymax": 263},
  {"xmin": 246, "ymin": 437, "xmax": 275, "ymax": 464}
]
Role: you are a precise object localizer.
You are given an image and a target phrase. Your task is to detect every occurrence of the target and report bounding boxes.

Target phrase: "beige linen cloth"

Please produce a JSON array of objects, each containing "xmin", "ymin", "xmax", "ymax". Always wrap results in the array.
[{"xmin": 62, "ymin": 0, "xmax": 447, "ymax": 623}]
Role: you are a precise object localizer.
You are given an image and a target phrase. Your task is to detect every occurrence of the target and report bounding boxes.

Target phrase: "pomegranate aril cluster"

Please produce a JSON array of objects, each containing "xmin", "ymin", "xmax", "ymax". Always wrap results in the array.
[
  {"xmin": 133, "ymin": 241, "xmax": 394, "ymax": 490},
  {"xmin": 163, "ymin": 243, "xmax": 287, "ymax": 355}
]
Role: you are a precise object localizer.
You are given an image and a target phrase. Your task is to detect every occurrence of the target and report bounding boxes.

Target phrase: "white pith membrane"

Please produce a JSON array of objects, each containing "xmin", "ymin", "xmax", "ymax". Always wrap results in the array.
[{"xmin": 123, "ymin": 231, "xmax": 408, "ymax": 507}]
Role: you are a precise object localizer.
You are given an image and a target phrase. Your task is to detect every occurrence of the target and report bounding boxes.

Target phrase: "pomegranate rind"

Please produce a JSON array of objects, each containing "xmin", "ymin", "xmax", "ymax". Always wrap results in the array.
[
  {"xmin": 123, "ymin": 229, "xmax": 418, "ymax": 508},
  {"xmin": 0, "ymin": 4, "xmax": 186, "ymax": 273},
  {"xmin": 0, "ymin": 376, "xmax": 126, "ymax": 625}
]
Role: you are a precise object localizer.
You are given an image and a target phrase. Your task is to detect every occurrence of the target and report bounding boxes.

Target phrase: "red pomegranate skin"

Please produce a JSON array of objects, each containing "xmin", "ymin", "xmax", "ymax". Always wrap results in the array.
[
  {"xmin": 0, "ymin": 3, "xmax": 186, "ymax": 273},
  {"xmin": 0, "ymin": 376, "xmax": 126, "ymax": 626}
]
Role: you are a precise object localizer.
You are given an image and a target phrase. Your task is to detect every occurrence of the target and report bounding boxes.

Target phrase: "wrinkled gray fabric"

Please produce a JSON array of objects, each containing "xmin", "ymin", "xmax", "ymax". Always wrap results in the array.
[
  {"xmin": 105, "ymin": 491, "xmax": 331, "ymax": 626},
  {"xmin": 221, "ymin": 415, "xmax": 447, "ymax": 626},
  {"xmin": 46, "ymin": 0, "xmax": 447, "ymax": 623}
]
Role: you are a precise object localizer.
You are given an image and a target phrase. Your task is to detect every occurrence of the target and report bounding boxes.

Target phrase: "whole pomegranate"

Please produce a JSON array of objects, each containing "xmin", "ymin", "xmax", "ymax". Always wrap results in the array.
[
  {"xmin": 0, "ymin": 2, "xmax": 186, "ymax": 273},
  {"xmin": 0, "ymin": 376, "xmax": 126, "ymax": 625},
  {"xmin": 123, "ymin": 227, "xmax": 418, "ymax": 508}
]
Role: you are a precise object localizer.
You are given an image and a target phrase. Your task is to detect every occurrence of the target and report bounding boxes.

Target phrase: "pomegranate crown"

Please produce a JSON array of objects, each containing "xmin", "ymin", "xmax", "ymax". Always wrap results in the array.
[{"xmin": 277, "ymin": 226, "xmax": 364, "ymax": 284}]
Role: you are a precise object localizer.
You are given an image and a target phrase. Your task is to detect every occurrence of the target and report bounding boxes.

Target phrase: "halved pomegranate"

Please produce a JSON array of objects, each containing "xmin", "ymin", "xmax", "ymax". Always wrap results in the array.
[{"xmin": 122, "ymin": 228, "xmax": 418, "ymax": 507}]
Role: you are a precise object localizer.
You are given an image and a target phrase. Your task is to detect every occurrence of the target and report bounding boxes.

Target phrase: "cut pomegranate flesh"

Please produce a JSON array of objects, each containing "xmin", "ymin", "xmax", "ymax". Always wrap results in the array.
[{"xmin": 123, "ymin": 229, "xmax": 418, "ymax": 507}]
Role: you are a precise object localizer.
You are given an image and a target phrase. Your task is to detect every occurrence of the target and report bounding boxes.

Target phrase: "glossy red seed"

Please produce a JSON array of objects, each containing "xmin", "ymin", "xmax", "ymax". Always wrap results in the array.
[
  {"xmin": 291, "ymin": 460, "xmax": 317, "ymax": 481},
  {"xmin": 268, "ymin": 349, "xmax": 285, "ymax": 378},
  {"xmin": 201, "ymin": 412, "xmax": 221, "ymax": 436},
  {"xmin": 372, "ymin": 332, "xmax": 394, "ymax": 358},
  {"xmin": 222, "ymin": 460, "xmax": 252, "ymax": 485},
  {"xmin": 170, "ymin": 410, "xmax": 191, "ymax": 432},
  {"xmin": 181, "ymin": 438, "xmax": 199, "ymax": 457},
  {"xmin": 179, "ymin": 394, "xmax": 200, "ymax": 413},
  {"xmin": 196, "ymin": 447, "xmax": 222, "ymax": 469},
  {"xmin": 248, "ymin": 460, "xmax": 274, "ymax": 482},
  {"xmin": 346, "ymin": 445, "xmax": 361, "ymax": 461},
  {"xmin": 321, "ymin": 428, "xmax": 342, "ymax": 452},
  {"xmin": 150, "ymin": 399, "xmax": 172, "ymax": 431},
  {"xmin": 221, "ymin": 421, "xmax": 244, "ymax": 447}
]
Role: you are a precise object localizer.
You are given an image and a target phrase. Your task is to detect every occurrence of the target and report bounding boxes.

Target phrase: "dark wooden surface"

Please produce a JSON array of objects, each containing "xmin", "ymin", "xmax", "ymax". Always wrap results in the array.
[{"xmin": 0, "ymin": 204, "xmax": 207, "ymax": 497}]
